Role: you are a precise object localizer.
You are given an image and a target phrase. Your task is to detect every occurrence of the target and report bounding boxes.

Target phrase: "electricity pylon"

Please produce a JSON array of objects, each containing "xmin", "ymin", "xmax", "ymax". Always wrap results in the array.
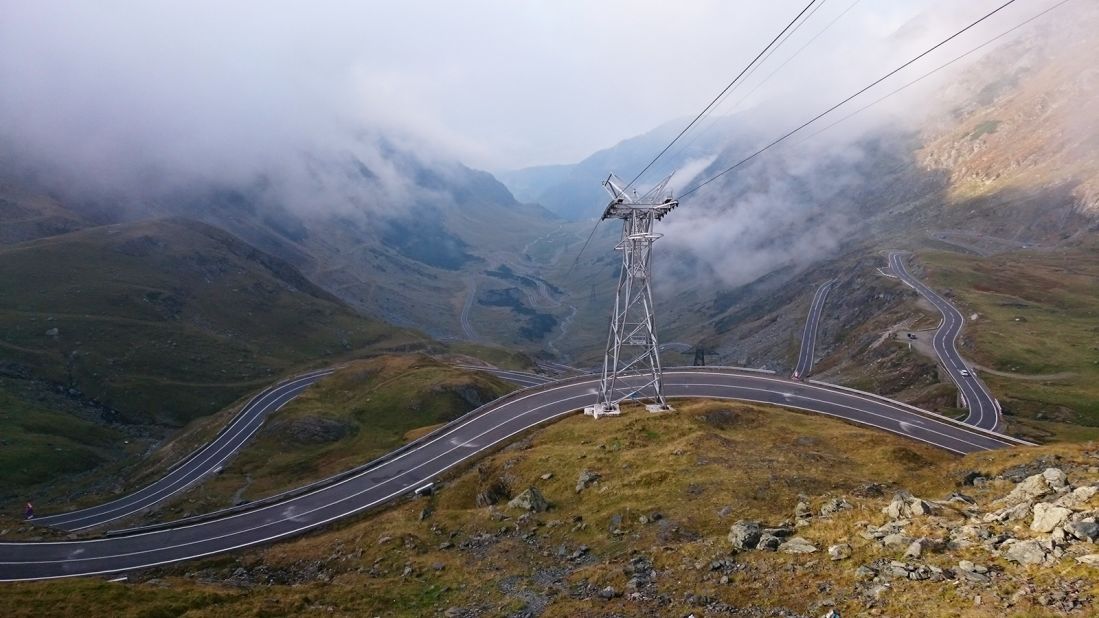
[{"xmin": 584, "ymin": 174, "xmax": 677, "ymax": 419}]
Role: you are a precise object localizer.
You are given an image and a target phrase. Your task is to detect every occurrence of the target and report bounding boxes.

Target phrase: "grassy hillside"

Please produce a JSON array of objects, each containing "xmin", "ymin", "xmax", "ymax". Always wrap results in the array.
[
  {"xmin": 0, "ymin": 218, "xmax": 425, "ymax": 426},
  {"xmin": 916, "ymin": 246, "xmax": 1099, "ymax": 437},
  {"xmin": 133, "ymin": 356, "xmax": 514, "ymax": 523},
  {"xmin": 8, "ymin": 401, "xmax": 1098, "ymax": 617},
  {"xmin": 0, "ymin": 217, "xmax": 431, "ymax": 506}
]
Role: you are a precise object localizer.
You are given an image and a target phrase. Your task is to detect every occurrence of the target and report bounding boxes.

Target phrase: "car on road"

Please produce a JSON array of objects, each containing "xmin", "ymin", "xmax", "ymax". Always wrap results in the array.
[{"xmin": 959, "ymin": 369, "xmax": 971, "ymax": 377}]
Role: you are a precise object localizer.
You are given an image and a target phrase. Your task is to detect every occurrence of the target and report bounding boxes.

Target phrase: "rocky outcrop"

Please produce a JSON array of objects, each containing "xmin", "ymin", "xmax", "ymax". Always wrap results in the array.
[
  {"xmin": 1030, "ymin": 502, "xmax": 1072, "ymax": 533},
  {"xmin": 507, "ymin": 486, "xmax": 549, "ymax": 512},
  {"xmin": 575, "ymin": 469, "xmax": 600, "ymax": 494},
  {"xmin": 727, "ymin": 521, "xmax": 762, "ymax": 550}
]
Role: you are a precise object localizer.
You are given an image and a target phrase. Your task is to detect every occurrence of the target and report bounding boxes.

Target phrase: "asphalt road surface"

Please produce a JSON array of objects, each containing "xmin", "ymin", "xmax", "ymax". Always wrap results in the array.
[
  {"xmin": 0, "ymin": 367, "xmax": 1025, "ymax": 581},
  {"xmin": 32, "ymin": 368, "xmax": 335, "ymax": 532},
  {"xmin": 889, "ymin": 252, "xmax": 1002, "ymax": 431},
  {"xmin": 793, "ymin": 280, "xmax": 834, "ymax": 379}
]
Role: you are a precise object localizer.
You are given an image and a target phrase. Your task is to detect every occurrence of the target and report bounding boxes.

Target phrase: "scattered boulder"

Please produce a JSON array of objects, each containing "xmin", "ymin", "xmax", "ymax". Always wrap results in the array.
[
  {"xmin": 883, "ymin": 493, "xmax": 937, "ymax": 519},
  {"xmin": 882, "ymin": 533, "xmax": 913, "ymax": 548},
  {"xmin": 1076, "ymin": 554, "xmax": 1099, "ymax": 566},
  {"xmin": 1043, "ymin": 468, "xmax": 1068, "ymax": 490},
  {"xmin": 820, "ymin": 497, "xmax": 852, "ymax": 516},
  {"xmin": 909, "ymin": 498, "xmax": 937, "ymax": 516},
  {"xmin": 728, "ymin": 521, "xmax": 762, "ymax": 550},
  {"xmin": 904, "ymin": 540, "xmax": 924, "ymax": 559},
  {"xmin": 507, "ymin": 487, "xmax": 549, "ymax": 512},
  {"xmin": 1054, "ymin": 486, "xmax": 1097, "ymax": 510},
  {"xmin": 757, "ymin": 533, "xmax": 783, "ymax": 551},
  {"xmin": 1004, "ymin": 539, "xmax": 1048, "ymax": 566},
  {"xmin": 794, "ymin": 501, "xmax": 813, "ymax": 523},
  {"xmin": 1065, "ymin": 521, "xmax": 1099, "ymax": 542},
  {"xmin": 854, "ymin": 565, "xmax": 877, "ymax": 580},
  {"xmin": 576, "ymin": 469, "xmax": 601, "ymax": 493},
  {"xmin": 884, "ymin": 493, "xmax": 911, "ymax": 519},
  {"xmin": 984, "ymin": 501, "xmax": 1033, "ymax": 523},
  {"xmin": 778, "ymin": 537, "xmax": 818, "ymax": 554},
  {"xmin": 1031, "ymin": 503, "xmax": 1072, "ymax": 533},
  {"xmin": 598, "ymin": 586, "xmax": 621, "ymax": 600},
  {"xmin": 828, "ymin": 543, "xmax": 852, "ymax": 561},
  {"xmin": 1002, "ymin": 470, "xmax": 1062, "ymax": 506}
]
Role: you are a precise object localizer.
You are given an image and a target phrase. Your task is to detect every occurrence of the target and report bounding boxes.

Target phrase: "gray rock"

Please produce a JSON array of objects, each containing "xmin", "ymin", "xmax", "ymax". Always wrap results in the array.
[
  {"xmin": 820, "ymin": 497, "xmax": 852, "ymax": 516},
  {"xmin": 1076, "ymin": 554, "xmax": 1099, "ymax": 566},
  {"xmin": 778, "ymin": 536, "xmax": 818, "ymax": 554},
  {"xmin": 1043, "ymin": 468, "xmax": 1068, "ymax": 490},
  {"xmin": 1004, "ymin": 539, "xmax": 1048, "ymax": 565},
  {"xmin": 727, "ymin": 520, "xmax": 762, "ymax": 550},
  {"xmin": 1031, "ymin": 503, "xmax": 1072, "ymax": 533},
  {"xmin": 882, "ymin": 533, "xmax": 912, "ymax": 548},
  {"xmin": 958, "ymin": 560, "xmax": 988, "ymax": 574},
  {"xmin": 507, "ymin": 486, "xmax": 549, "ymax": 512},
  {"xmin": 909, "ymin": 498, "xmax": 937, "ymax": 516},
  {"xmin": 576, "ymin": 469, "xmax": 601, "ymax": 493},
  {"xmin": 883, "ymin": 493, "xmax": 911, "ymax": 519},
  {"xmin": 756, "ymin": 533, "xmax": 782, "ymax": 551},
  {"xmin": 1054, "ymin": 486, "xmax": 1097, "ymax": 509},
  {"xmin": 794, "ymin": 501, "xmax": 813, "ymax": 521},
  {"xmin": 985, "ymin": 501, "xmax": 1033, "ymax": 523},
  {"xmin": 904, "ymin": 540, "xmax": 924, "ymax": 559},
  {"xmin": 1003, "ymin": 473, "xmax": 1054, "ymax": 505},
  {"xmin": 598, "ymin": 586, "xmax": 620, "ymax": 600},
  {"xmin": 828, "ymin": 543, "xmax": 852, "ymax": 561},
  {"xmin": 854, "ymin": 565, "xmax": 877, "ymax": 580},
  {"xmin": 1065, "ymin": 521, "xmax": 1099, "ymax": 542}
]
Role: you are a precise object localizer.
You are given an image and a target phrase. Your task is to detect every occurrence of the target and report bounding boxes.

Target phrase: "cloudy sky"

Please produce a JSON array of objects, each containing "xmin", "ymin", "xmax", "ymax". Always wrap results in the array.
[{"xmin": 0, "ymin": 0, "xmax": 1070, "ymax": 176}]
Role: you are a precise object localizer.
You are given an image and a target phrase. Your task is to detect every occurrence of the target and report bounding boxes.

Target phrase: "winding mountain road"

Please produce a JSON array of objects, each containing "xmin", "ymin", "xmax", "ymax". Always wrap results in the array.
[
  {"xmin": 889, "ymin": 252, "xmax": 1001, "ymax": 431},
  {"xmin": 33, "ymin": 369, "xmax": 336, "ymax": 532},
  {"xmin": 793, "ymin": 280, "xmax": 834, "ymax": 379},
  {"xmin": 1, "ymin": 367, "xmax": 1025, "ymax": 581}
]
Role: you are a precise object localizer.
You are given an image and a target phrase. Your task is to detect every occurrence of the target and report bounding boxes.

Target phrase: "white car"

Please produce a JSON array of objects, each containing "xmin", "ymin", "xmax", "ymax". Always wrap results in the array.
[{"xmin": 959, "ymin": 369, "xmax": 971, "ymax": 377}]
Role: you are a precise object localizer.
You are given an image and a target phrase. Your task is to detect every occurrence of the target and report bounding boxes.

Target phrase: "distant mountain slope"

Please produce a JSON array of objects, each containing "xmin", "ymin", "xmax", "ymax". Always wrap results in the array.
[
  {"xmin": 920, "ymin": 4, "xmax": 1099, "ymax": 218},
  {"xmin": 498, "ymin": 115, "xmax": 747, "ymax": 220},
  {"xmin": 0, "ymin": 139, "xmax": 579, "ymax": 348},
  {"xmin": 0, "ymin": 217, "xmax": 423, "ymax": 427}
]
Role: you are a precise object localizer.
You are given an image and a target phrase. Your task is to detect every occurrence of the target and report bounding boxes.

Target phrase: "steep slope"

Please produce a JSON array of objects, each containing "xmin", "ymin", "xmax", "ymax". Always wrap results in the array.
[
  {"xmin": 921, "ymin": 4, "xmax": 1099, "ymax": 219},
  {"xmin": 0, "ymin": 217, "xmax": 424, "ymax": 429},
  {"xmin": 1, "ymin": 140, "xmax": 581, "ymax": 349}
]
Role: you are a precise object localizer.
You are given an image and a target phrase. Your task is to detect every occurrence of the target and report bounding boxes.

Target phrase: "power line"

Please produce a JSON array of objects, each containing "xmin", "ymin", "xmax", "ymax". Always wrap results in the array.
[
  {"xmin": 568, "ymin": 0, "xmax": 822, "ymax": 272},
  {"xmin": 664, "ymin": 0, "xmax": 859, "ymax": 172},
  {"xmin": 680, "ymin": 0, "xmax": 1021, "ymax": 199},
  {"xmin": 663, "ymin": 0, "xmax": 845, "ymax": 167},
  {"xmin": 622, "ymin": 0, "xmax": 821, "ymax": 193}
]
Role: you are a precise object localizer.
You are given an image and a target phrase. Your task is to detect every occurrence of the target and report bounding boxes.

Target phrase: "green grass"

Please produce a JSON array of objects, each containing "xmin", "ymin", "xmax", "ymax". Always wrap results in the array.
[
  {"xmin": 0, "ymin": 378, "xmax": 123, "ymax": 490},
  {"xmin": 919, "ymin": 248, "xmax": 1099, "ymax": 426},
  {"xmin": 967, "ymin": 119, "xmax": 1001, "ymax": 140},
  {"xmin": 0, "ymin": 218, "xmax": 425, "ymax": 427},
  {"xmin": 138, "ymin": 355, "xmax": 515, "ymax": 520}
]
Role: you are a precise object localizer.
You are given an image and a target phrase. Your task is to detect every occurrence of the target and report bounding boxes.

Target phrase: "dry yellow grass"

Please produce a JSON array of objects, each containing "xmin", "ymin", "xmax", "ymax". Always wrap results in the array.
[{"xmin": 6, "ymin": 401, "xmax": 1098, "ymax": 617}]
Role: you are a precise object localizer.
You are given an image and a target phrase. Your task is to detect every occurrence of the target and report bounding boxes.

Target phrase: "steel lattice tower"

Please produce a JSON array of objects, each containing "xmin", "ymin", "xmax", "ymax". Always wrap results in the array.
[{"xmin": 584, "ymin": 174, "xmax": 677, "ymax": 418}]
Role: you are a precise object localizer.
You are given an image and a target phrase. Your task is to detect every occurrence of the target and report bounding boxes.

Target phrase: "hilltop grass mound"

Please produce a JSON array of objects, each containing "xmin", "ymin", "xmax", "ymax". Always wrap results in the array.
[{"xmin": 126, "ymin": 355, "xmax": 514, "ymax": 524}]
